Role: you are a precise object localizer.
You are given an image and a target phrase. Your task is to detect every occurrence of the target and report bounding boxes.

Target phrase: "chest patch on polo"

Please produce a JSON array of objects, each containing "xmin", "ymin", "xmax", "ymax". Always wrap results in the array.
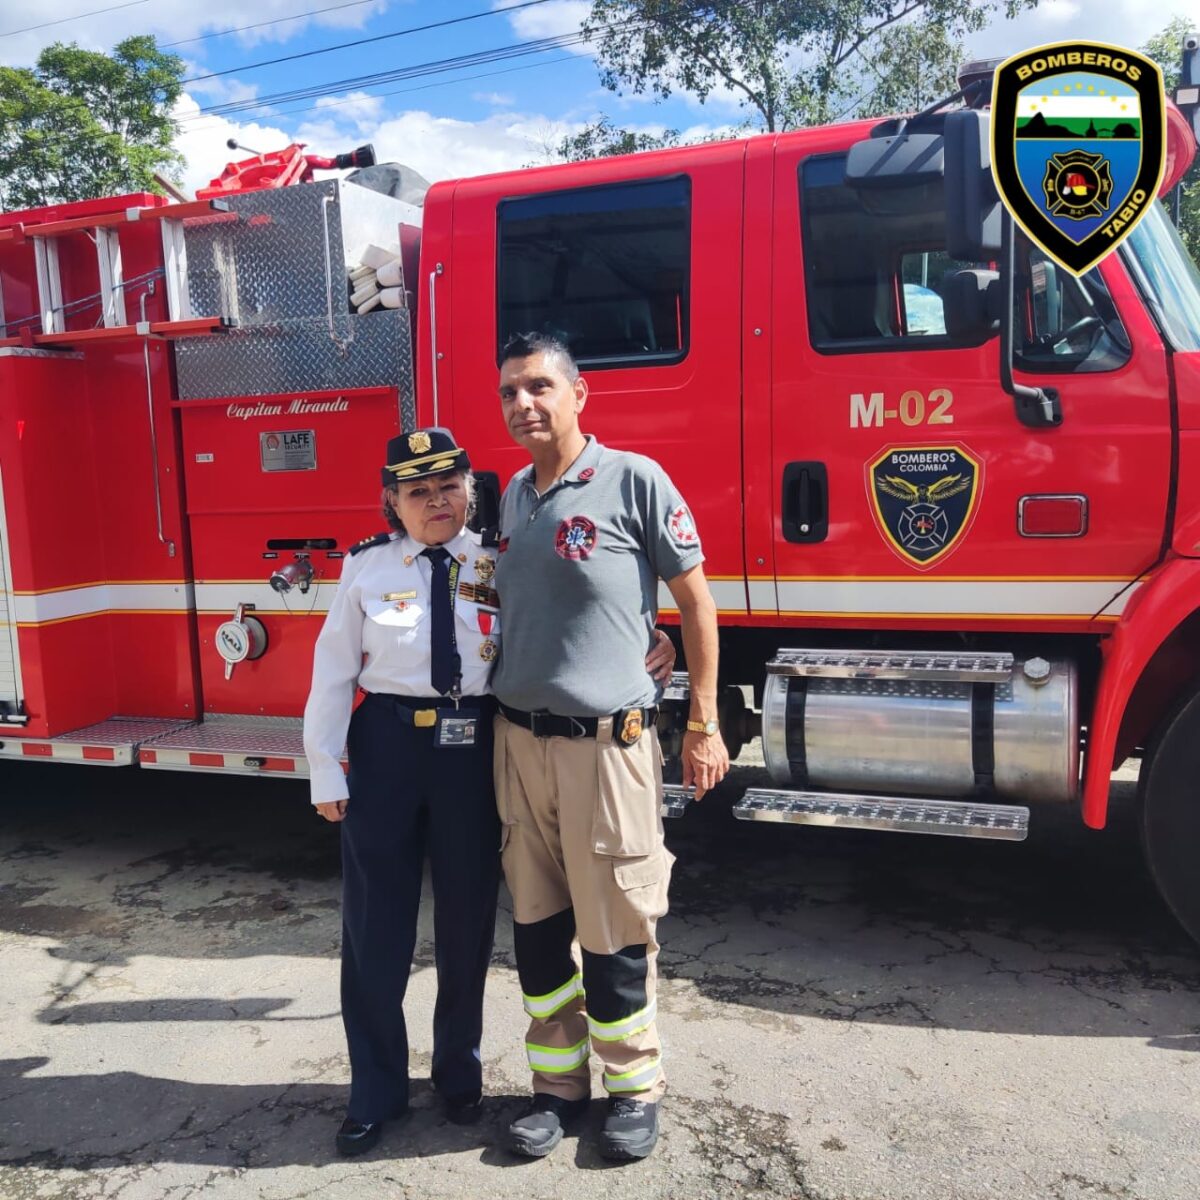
[{"xmin": 555, "ymin": 515, "xmax": 598, "ymax": 561}]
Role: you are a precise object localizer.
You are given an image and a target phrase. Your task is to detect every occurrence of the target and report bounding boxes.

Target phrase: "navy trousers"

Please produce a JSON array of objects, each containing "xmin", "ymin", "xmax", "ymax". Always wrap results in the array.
[{"xmin": 340, "ymin": 693, "xmax": 501, "ymax": 1121}]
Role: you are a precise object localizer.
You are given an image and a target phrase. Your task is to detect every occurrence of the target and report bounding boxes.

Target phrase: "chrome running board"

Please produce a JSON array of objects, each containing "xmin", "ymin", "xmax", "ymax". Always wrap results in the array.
[
  {"xmin": 661, "ymin": 784, "xmax": 695, "ymax": 819},
  {"xmin": 733, "ymin": 787, "xmax": 1028, "ymax": 841},
  {"xmin": 765, "ymin": 648, "xmax": 1013, "ymax": 683}
]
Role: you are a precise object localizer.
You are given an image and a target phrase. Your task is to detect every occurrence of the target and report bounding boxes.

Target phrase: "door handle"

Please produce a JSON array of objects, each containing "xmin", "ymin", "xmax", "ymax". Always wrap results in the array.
[{"xmin": 782, "ymin": 462, "xmax": 828, "ymax": 544}]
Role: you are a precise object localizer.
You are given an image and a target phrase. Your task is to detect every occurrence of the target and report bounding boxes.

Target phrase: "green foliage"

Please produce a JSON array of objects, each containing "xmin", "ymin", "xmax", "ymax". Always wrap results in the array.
[
  {"xmin": 1141, "ymin": 18, "xmax": 1199, "ymax": 263},
  {"xmin": 581, "ymin": 0, "xmax": 1038, "ymax": 133},
  {"xmin": 556, "ymin": 116, "xmax": 681, "ymax": 161},
  {"xmin": 0, "ymin": 36, "xmax": 184, "ymax": 211}
]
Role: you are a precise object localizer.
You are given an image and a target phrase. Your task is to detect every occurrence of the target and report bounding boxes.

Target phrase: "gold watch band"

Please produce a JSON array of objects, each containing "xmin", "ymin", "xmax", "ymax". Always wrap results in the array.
[{"xmin": 686, "ymin": 719, "xmax": 718, "ymax": 735}]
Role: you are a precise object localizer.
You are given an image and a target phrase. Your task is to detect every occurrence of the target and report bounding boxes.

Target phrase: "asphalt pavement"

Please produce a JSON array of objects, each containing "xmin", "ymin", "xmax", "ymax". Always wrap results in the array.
[{"xmin": 0, "ymin": 754, "xmax": 1197, "ymax": 1200}]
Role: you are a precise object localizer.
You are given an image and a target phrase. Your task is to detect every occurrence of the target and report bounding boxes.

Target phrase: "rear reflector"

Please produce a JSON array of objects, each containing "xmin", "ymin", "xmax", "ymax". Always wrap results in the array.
[
  {"xmin": 22, "ymin": 743, "xmax": 53, "ymax": 757},
  {"xmin": 1019, "ymin": 495, "xmax": 1087, "ymax": 537},
  {"xmin": 82, "ymin": 746, "xmax": 117, "ymax": 761}
]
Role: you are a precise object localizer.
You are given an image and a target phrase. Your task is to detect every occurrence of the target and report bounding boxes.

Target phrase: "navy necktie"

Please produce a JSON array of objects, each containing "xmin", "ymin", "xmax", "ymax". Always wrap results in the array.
[{"xmin": 422, "ymin": 546, "xmax": 458, "ymax": 695}]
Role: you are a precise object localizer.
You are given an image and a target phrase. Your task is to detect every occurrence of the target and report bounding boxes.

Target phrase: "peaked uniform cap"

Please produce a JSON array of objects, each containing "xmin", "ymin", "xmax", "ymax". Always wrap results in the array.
[{"xmin": 382, "ymin": 427, "xmax": 471, "ymax": 484}]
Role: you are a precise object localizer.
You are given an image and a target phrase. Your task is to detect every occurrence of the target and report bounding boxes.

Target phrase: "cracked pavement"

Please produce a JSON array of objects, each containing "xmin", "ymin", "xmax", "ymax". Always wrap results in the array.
[{"xmin": 0, "ymin": 755, "xmax": 1197, "ymax": 1199}]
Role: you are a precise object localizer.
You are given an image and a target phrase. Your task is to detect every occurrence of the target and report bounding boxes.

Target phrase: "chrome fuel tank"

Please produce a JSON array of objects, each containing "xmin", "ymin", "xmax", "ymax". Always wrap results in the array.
[{"xmin": 761, "ymin": 653, "xmax": 1078, "ymax": 804}]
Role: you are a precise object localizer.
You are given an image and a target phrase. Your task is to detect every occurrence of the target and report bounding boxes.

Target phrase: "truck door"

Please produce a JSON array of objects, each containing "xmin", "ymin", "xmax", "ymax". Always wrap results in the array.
[
  {"xmin": 438, "ymin": 143, "xmax": 749, "ymax": 617},
  {"xmin": 754, "ymin": 129, "xmax": 1173, "ymax": 628}
]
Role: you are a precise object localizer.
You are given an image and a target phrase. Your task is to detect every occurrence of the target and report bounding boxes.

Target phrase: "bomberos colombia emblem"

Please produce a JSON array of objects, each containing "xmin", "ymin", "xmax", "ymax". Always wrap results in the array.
[
  {"xmin": 990, "ymin": 40, "xmax": 1165, "ymax": 275},
  {"xmin": 868, "ymin": 446, "xmax": 981, "ymax": 570}
]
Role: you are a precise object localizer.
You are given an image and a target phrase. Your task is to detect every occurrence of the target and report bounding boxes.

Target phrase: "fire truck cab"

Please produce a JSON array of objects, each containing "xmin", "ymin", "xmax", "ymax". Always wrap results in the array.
[{"xmin": 2, "ymin": 53, "xmax": 1200, "ymax": 941}]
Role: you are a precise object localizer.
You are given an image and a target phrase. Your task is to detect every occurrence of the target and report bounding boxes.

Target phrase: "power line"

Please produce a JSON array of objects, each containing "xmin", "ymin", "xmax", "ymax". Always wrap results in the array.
[
  {"xmin": 182, "ymin": 0, "xmax": 559, "ymax": 84},
  {"xmin": 182, "ymin": 52, "xmax": 585, "ymax": 126},
  {"xmin": 179, "ymin": 30, "xmax": 594, "ymax": 121},
  {"xmin": 162, "ymin": 0, "xmax": 381, "ymax": 50},
  {"xmin": 0, "ymin": 0, "xmax": 148, "ymax": 38}
]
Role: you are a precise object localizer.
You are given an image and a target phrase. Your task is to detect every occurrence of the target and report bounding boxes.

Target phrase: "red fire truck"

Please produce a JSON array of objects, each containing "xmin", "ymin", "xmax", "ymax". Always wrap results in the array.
[{"xmin": 3, "ymin": 55, "xmax": 1200, "ymax": 940}]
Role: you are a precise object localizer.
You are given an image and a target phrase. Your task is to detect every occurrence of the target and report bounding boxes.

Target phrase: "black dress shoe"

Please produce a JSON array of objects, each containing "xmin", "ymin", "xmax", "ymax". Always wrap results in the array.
[
  {"xmin": 335, "ymin": 1117, "xmax": 383, "ymax": 1157},
  {"xmin": 598, "ymin": 1097, "xmax": 659, "ymax": 1160},
  {"xmin": 507, "ymin": 1092, "xmax": 589, "ymax": 1158},
  {"xmin": 444, "ymin": 1094, "xmax": 484, "ymax": 1125}
]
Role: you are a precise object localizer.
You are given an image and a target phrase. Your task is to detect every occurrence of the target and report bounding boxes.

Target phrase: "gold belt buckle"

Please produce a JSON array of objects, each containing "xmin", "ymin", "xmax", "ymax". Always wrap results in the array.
[{"xmin": 413, "ymin": 709, "xmax": 438, "ymax": 728}]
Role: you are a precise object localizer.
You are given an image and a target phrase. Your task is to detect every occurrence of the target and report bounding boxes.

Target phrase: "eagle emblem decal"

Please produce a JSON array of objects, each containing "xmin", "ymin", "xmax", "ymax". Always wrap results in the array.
[{"xmin": 867, "ymin": 446, "xmax": 982, "ymax": 569}]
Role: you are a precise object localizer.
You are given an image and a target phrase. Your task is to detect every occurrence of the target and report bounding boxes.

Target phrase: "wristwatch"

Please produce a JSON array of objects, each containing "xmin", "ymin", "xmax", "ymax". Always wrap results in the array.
[{"xmin": 686, "ymin": 719, "xmax": 720, "ymax": 736}]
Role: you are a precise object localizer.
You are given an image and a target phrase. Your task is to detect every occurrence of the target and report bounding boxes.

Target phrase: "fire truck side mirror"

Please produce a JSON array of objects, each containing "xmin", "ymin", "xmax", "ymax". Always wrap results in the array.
[
  {"xmin": 470, "ymin": 470, "xmax": 501, "ymax": 547},
  {"xmin": 943, "ymin": 110, "xmax": 1002, "ymax": 260}
]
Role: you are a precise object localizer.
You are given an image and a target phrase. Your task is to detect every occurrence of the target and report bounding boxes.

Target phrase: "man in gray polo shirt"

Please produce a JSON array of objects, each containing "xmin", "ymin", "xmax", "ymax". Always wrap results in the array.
[{"xmin": 492, "ymin": 331, "xmax": 729, "ymax": 1162}]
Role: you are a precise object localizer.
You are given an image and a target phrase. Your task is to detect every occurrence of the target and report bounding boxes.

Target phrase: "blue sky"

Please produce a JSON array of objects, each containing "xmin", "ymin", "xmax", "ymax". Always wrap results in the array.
[{"xmin": 0, "ymin": 0, "xmax": 1196, "ymax": 194}]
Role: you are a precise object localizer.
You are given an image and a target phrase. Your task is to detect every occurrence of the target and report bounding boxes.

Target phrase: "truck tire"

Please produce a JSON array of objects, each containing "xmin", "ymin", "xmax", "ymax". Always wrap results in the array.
[{"xmin": 1139, "ymin": 684, "xmax": 1200, "ymax": 946}]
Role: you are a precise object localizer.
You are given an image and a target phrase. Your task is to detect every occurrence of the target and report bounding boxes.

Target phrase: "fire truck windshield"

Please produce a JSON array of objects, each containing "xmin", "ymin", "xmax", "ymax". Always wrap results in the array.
[{"xmin": 1123, "ymin": 203, "xmax": 1200, "ymax": 352}]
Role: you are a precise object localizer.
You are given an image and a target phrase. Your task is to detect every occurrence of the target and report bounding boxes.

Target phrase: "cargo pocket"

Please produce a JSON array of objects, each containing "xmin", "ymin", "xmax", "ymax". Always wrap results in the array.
[
  {"xmin": 593, "ymin": 730, "xmax": 664, "ymax": 857},
  {"xmin": 607, "ymin": 849, "xmax": 673, "ymax": 946}
]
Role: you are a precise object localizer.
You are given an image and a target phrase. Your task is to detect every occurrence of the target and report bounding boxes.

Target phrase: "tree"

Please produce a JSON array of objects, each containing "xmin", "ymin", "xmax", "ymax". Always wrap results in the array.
[
  {"xmin": 556, "ymin": 116, "xmax": 681, "ymax": 162},
  {"xmin": 0, "ymin": 36, "xmax": 184, "ymax": 211},
  {"xmin": 580, "ymin": 0, "xmax": 1038, "ymax": 136},
  {"xmin": 1141, "ymin": 18, "xmax": 1199, "ymax": 263}
]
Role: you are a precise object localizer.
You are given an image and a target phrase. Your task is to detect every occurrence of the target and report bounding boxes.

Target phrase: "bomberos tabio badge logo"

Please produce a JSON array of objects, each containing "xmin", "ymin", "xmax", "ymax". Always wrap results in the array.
[{"xmin": 991, "ymin": 41, "xmax": 1166, "ymax": 275}]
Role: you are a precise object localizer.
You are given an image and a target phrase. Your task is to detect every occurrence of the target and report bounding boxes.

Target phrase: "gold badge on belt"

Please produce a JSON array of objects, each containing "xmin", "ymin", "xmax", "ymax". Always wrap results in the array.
[{"xmin": 619, "ymin": 707, "xmax": 644, "ymax": 745}]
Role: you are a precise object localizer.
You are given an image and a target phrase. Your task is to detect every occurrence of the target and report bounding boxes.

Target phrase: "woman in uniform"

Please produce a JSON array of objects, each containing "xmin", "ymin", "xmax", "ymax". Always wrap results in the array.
[{"xmin": 303, "ymin": 427, "xmax": 675, "ymax": 1157}]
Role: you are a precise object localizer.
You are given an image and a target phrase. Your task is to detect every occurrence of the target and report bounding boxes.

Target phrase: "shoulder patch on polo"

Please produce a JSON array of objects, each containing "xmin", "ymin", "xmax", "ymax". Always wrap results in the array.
[{"xmin": 348, "ymin": 531, "xmax": 392, "ymax": 557}]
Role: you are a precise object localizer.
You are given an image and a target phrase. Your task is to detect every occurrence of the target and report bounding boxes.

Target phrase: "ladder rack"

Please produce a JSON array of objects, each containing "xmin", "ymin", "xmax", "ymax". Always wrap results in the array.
[{"xmin": 0, "ymin": 197, "xmax": 235, "ymax": 348}]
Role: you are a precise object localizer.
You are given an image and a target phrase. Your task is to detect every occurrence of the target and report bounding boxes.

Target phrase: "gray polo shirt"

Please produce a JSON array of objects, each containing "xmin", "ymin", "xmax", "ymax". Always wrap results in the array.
[{"xmin": 492, "ymin": 436, "xmax": 704, "ymax": 717}]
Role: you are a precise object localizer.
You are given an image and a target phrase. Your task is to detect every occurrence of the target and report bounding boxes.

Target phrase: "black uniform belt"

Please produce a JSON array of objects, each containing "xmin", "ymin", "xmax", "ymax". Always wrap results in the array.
[
  {"xmin": 498, "ymin": 702, "xmax": 658, "ymax": 740},
  {"xmin": 366, "ymin": 692, "xmax": 495, "ymax": 728}
]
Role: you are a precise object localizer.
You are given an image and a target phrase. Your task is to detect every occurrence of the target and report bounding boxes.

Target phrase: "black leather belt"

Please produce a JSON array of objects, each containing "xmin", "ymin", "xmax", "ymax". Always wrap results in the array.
[
  {"xmin": 368, "ymin": 693, "xmax": 495, "ymax": 728},
  {"xmin": 499, "ymin": 702, "xmax": 658, "ymax": 741}
]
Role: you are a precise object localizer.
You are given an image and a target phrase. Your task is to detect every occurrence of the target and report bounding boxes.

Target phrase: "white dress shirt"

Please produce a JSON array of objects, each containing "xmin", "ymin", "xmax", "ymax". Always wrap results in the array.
[{"xmin": 303, "ymin": 527, "xmax": 501, "ymax": 804}]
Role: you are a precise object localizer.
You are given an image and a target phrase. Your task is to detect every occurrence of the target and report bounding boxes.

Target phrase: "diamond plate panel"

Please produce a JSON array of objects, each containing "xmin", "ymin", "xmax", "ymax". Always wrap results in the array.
[
  {"xmin": 174, "ymin": 312, "xmax": 415, "ymax": 427},
  {"xmin": 147, "ymin": 715, "xmax": 310, "ymax": 757},
  {"xmin": 175, "ymin": 179, "xmax": 415, "ymax": 422},
  {"xmin": 52, "ymin": 717, "xmax": 197, "ymax": 746}
]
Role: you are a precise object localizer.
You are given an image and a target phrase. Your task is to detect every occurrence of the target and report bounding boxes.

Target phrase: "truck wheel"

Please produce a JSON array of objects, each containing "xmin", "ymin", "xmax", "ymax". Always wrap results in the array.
[{"xmin": 1139, "ymin": 685, "xmax": 1200, "ymax": 945}]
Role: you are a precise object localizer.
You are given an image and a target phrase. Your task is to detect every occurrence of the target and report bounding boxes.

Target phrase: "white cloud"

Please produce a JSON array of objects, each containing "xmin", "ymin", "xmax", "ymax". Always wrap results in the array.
[
  {"xmin": 1, "ymin": 0, "xmax": 394, "ymax": 67},
  {"xmin": 970, "ymin": 0, "xmax": 1199, "ymax": 62},
  {"xmin": 1035, "ymin": 0, "xmax": 1083, "ymax": 23},
  {"xmin": 474, "ymin": 91, "xmax": 517, "ymax": 106},
  {"xmin": 500, "ymin": 0, "xmax": 592, "ymax": 53}
]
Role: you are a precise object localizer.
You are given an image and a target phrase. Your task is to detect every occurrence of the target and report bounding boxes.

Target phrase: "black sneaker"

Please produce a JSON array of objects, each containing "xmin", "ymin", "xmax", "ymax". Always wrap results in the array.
[
  {"xmin": 506, "ymin": 1092, "xmax": 589, "ymax": 1158},
  {"xmin": 598, "ymin": 1097, "xmax": 659, "ymax": 1160}
]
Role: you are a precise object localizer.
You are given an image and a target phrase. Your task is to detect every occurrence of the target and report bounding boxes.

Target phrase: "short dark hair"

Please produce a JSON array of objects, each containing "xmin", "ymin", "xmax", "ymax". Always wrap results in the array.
[{"xmin": 500, "ymin": 331, "xmax": 580, "ymax": 382}]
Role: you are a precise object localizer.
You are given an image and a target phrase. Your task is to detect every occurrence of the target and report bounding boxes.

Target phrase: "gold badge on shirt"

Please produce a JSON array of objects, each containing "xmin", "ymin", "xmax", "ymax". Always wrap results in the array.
[{"xmin": 474, "ymin": 556, "xmax": 496, "ymax": 583}]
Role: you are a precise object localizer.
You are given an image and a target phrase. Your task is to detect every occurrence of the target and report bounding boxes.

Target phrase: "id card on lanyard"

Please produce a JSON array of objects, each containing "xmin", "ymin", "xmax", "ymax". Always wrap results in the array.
[{"xmin": 434, "ymin": 557, "xmax": 478, "ymax": 748}]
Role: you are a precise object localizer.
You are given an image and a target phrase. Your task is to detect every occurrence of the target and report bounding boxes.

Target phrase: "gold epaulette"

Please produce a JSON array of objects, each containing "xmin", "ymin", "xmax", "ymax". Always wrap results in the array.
[{"xmin": 348, "ymin": 532, "xmax": 392, "ymax": 557}]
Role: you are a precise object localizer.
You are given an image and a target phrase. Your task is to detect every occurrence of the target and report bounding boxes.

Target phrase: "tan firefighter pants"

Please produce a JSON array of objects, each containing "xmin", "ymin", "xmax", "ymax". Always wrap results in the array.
[{"xmin": 494, "ymin": 711, "xmax": 673, "ymax": 1102}]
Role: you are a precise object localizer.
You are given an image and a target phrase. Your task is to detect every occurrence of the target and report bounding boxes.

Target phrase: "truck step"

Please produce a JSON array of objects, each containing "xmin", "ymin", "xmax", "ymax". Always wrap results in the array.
[
  {"xmin": 138, "ymin": 715, "xmax": 318, "ymax": 778},
  {"xmin": 733, "ymin": 788, "xmax": 1029, "ymax": 841},
  {"xmin": 661, "ymin": 784, "xmax": 695, "ymax": 819},
  {"xmin": 0, "ymin": 716, "xmax": 196, "ymax": 766},
  {"xmin": 766, "ymin": 648, "xmax": 1013, "ymax": 683}
]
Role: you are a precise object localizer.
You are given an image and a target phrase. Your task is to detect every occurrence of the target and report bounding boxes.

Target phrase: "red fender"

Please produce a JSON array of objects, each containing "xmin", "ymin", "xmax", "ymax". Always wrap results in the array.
[{"xmin": 1082, "ymin": 553, "xmax": 1200, "ymax": 827}]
